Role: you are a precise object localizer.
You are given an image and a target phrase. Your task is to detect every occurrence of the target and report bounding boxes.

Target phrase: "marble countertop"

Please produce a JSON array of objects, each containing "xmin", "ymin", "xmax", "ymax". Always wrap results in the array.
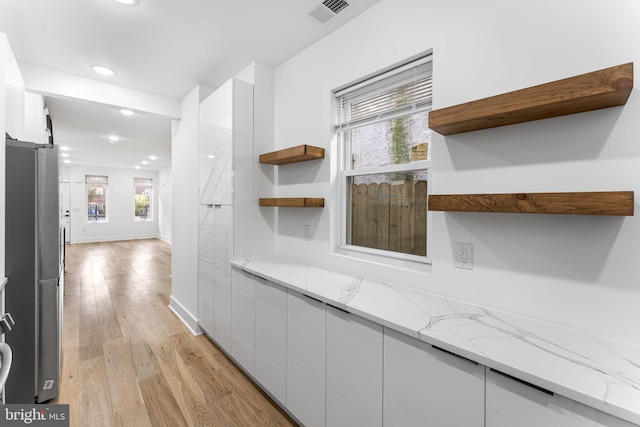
[{"xmin": 231, "ymin": 254, "xmax": 640, "ymax": 425}]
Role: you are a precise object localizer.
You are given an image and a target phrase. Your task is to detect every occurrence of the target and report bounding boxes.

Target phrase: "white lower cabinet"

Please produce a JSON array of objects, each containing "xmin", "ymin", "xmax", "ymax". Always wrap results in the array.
[
  {"xmin": 383, "ymin": 328, "xmax": 485, "ymax": 427},
  {"xmin": 212, "ymin": 268, "xmax": 232, "ymax": 352},
  {"xmin": 326, "ymin": 305, "xmax": 383, "ymax": 427},
  {"xmin": 254, "ymin": 276, "xmax": 287, "ymax": 404},
  {"xmin": 486, "ymin": 368, "xmax": 636, "ymax": 427},
  {"xmin": 197, "ymin": 205, "xmax": 214, "ymax": 336},
  {"xmin": 211, "ymin": 207, "xmax": 233, "ymax": 353},
  {"xmin": 286, "ymin": 291, "xmax": 326, "ymax": 427},
  {"xmin": 231, "ymin": 269, "xmax": 255, "ymax": 375},
  {"xmin": 220, "ymin": 275, "xmax": 634, "ymax": 427}
]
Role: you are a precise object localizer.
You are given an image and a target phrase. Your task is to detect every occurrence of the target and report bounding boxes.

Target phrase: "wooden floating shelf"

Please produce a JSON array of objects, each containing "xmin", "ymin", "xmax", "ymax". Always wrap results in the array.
[
  {"xmin": 428, "ymin": 191, "xmax": 634, "ymax": 216},
  {"xmin": 259, "ymin": 145, "xmax": 325, "ymax": 165},
  {"xmin": 259, "ymin": 198, "xmax": 325, "ymax": 208},
  {"xmin": 428, "ymin": 62, "xmax": 633, "ymax": 135}
]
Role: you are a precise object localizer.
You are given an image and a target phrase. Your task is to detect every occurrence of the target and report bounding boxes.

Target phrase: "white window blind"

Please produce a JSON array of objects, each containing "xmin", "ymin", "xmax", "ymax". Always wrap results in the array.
[{"xmin": 335, "ymin": 55, "xmax": 433, "ymax": 131}]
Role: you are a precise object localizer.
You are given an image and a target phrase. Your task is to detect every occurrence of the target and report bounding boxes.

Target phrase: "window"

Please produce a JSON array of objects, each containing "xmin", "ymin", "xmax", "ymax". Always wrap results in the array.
[
  {"xmin": 334, "ymin": 54, "xmax": 432, "ymax": 261},
  {"xmin": 86, "ymin": 175, "xmax": 108, "ymax": 222},
  {"xmin": 134, "ymin": 178, "xmax": 153, "ymax": 221}
]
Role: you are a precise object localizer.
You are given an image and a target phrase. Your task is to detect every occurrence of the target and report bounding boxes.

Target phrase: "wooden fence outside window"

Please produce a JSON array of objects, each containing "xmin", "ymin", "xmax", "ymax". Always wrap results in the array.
[{"xmin": 350, "ymin": 180, "xmax": 427, "ymax": 256}]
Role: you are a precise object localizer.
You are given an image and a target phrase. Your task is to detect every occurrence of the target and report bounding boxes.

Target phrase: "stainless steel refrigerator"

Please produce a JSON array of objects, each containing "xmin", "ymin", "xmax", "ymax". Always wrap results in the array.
[{"xmin": 5, "ymin": 138, "xmax": 61, "ymax": 403}]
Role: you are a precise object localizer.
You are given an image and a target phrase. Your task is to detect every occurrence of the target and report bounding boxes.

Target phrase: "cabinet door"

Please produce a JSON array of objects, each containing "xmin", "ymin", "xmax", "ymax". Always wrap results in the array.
[
  {"xmin": 254, "ymin": 277, "xmax": 287, "ymax": 404},
  {"xmin": 231, "ymin": 269, "xmax": 255, "ymax": 375},
  {"xmin": 383, "ymin": 328, "xmax": 485, "ymax": 427},
  {"xmin": 212, "ymin": 206, "xmax": 233, "ymax": 352},
  {"xmin": 199, "ymin": 79, "xmax": 234, "ymax": 206},
  {"xmin": 197, "ymin": 204, "xmax": 214, "ymax": 335},
  {"xmin": 486, "ymin": 369, "xmax": 636, "ymax": 427},
  {"xmin": 286, "ymin": 291, "xmax": 326, "ymax": 427},
  {"xmin": 326, "ymin": 305, "xmax": 383, "ymax": 427}
]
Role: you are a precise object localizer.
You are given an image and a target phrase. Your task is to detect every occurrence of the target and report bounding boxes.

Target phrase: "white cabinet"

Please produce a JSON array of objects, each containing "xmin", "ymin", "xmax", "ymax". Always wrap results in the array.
[
  {"xmin": 254, "ymin": 276, "xmax": 287, "ymax": 404},
  {"xmin": 199, "ymin": 80, "xmax": 235, "ymax": 206},
  {"xmin": 231, "ymin": 269, "xmax": 255, "ymax": 375},
  {"xmin": 198, "ymin": 204, "xmax": 233, "ymax": 341},
  {"xmin": 326, "ymin": 305, "xmax": 383, "ymax": 427},
  {"xmin": 486, "ymin": 369, "xmax": 636, "ymax": 427},
  {"xmin": 197, "ymin": 205, "xmax": 214, "ymax": 336},
  {"xmin": 211, "ymin": 207, "xmax": 233, "ymax": 352},
  {"xmin": 286, "ymin": 291, "xmax": 326, "ymax": 427},
  {"xmin": 383, "ymin": 328, "xmax": 485, "ymax": 427},
  {"xmin": 197, "ymin": 77, "xmax": 254, "ymax": 349}
]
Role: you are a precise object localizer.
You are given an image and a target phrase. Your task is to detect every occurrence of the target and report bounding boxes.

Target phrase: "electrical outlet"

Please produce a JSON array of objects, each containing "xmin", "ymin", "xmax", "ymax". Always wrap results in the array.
[
  {"xmin": 304, "ymin": 224, "xmax": 311, "ymax": 241},
  {"xmin": 454, "ymin": 242, "xmax": 473, "ymax": 270}
]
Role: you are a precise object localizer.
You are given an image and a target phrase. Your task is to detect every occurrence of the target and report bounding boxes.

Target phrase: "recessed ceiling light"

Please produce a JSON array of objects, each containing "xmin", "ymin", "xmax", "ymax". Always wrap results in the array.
[
  {"xmin": 135, "ymin": 165, "xmax": 141, "ymax": 169},
  {"xmin": 116, "ymin": 0, "xmax": 139, "ymax": 5},
  {"xmin": 60, "ymin": 146, "xmax": 70, "ymax": 151},
  {"xmin": 63, "ymin": 159, "xmax": 71, "ymax": 164},
  {"xmin": 91, "ymin": 65, "xmax": 116, "ymax": 77},
  {"xmin": 61, "ymin": 153, "xmax": 70, "ymax": 158},
  {"xmin": 120, "ymin": 108, "xmax": 134, "ymax": 116},
  {"xmin": 207, "ymin": 154, "xmax": 215, "ymax": 159},
  {"xmin": 149, "ymin": 155, "xmax": 157, "ymax": 160},
  {"xmin": 142, "ymin": 160, "xmax": 148, "ymax": 165},
  {"xmin": 108, "ymin": 135, "xmax": 119, "ymax": 142}
]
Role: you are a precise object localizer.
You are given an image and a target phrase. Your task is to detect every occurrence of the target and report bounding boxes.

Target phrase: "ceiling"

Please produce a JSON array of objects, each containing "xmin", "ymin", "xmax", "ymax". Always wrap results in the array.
[{"xmin": 0, "ymin": 0, "xmax": 381, "ymax": 171}]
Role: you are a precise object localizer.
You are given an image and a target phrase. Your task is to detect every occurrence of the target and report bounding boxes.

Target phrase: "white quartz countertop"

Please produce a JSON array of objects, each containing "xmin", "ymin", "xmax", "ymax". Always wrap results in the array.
[{"xmin": 231, "ymin": 254, "xmax": 640, "ymax": 425}]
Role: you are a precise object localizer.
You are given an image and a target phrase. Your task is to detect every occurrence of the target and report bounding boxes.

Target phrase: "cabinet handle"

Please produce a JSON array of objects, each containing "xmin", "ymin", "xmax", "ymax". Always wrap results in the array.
[
  {"xmin": 490, "ymin": 368, "xmax": 554, "ymax": 396},
  {"xmin": 431, "ymin": 345, "xmax": 478, "ymax": 366},
  {"xmin": 327, "ymin": 303, "xmax": 349, "ymax": 314},
  {"xmin": 302, "ymin": 293, "xmax": 323, "ymax": 304}
]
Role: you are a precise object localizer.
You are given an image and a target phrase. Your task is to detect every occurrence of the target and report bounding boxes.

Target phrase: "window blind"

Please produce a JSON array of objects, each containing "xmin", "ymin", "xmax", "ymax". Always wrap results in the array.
[
  {"xmin": 86, "ymin": 175, "xmax": 108, "ymax": 184},
  {"xmin": 335, "ymin": 55, "xmax": 432, "ymax": 131}
]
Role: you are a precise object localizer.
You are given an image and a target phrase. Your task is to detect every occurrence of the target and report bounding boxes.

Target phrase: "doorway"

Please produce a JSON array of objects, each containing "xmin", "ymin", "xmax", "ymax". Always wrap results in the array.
[{"xmin": 61, "ymin": 181, "xmax": 70, "ymax": 243}]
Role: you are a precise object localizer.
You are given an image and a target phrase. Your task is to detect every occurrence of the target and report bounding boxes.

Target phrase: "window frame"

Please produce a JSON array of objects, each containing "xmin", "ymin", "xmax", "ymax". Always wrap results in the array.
[
  {"xmin": 86, "ymin": 175, "xmax": 109, "ymax": 223},
  {"xmin": 133, "ymin": 177, "xmax": 153, "ymax": 221},
  {"xmin": 333, "ymin": 53, "xmax": 433, "ymax": 265}
]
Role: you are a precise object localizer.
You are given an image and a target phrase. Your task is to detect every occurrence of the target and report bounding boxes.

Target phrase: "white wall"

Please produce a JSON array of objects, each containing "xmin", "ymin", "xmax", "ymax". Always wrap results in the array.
[
  {"xmin": 5, "ymin": 90, "xmax": 47, "ymax": 143},
  {"xmin": 23, "ymin": 91, "xmax": 47, "ymax": 144},
  {"xmin": 158, "ymin": 166, "xmax": 172, "ymax": 243},
  {"xmin": 273, "ymin": 0, "xmax": 640, "ymax": 345},
  {"xmin": 237, "ymin": 61, "xmax": 276, "ymax": 257},
  {"xmin": 3, "ymin": 31, "xmax": 25, "ymax": 142},
  {"xmin": 68, "ymin": 165, "xmax": 159, "ymax": 243},
  {"xmin": 1, "ymin": 34, "xmax": 8, "ymax": 284},
  {"xmin": 169, "ymin": 86, "xmax": 201, "ymax": 328}
]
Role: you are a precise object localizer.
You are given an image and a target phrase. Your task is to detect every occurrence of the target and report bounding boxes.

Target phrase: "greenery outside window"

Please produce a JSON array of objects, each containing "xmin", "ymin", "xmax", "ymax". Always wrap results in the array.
[
  {"xmin": 334, "ymin": 54, "xmax": 432, "ymax": 261},
  {"xmin": 134, "ymin": 178, "xmax": 153, "ymax": 221},
  {"xmin": 86, "ymin": 175, "xmax": 109, "ymax": 222}
]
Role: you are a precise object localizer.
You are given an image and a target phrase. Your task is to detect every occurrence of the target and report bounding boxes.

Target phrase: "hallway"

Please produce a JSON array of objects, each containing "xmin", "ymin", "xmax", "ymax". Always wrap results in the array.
[{"xmin": 57, "ymin": 239, "xmax": 296, "ymax": 427}]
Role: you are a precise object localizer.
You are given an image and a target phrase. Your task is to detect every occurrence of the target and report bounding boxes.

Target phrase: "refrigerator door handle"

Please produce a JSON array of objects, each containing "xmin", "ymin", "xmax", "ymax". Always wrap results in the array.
[
  {"xmin": 0, "ymin": 342, "xmax": 13, "ymax": 390},
  {"xmin": 0, "ymin": 313, "xmax": 15, "ymax": 335}
]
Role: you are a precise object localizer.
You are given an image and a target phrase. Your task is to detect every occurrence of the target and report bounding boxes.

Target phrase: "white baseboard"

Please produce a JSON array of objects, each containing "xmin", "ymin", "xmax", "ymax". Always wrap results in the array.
[
  {"xmin": 168, "ymin": 295, "xmax": 202, "ymax": 336},
  {"xmin": 159, "ymin": 235, "xmax": 172, "ymax": 244}
]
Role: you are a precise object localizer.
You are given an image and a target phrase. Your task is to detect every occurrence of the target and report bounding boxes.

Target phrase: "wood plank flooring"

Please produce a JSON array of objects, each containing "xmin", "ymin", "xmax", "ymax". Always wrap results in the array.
[{"xmin": 56, "ymin": 239, "xmax": 297, "ymax": 427}]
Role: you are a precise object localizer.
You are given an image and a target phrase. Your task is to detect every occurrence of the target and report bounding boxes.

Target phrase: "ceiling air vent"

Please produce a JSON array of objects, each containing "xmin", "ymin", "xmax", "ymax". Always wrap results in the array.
[{"xmin": 307, "ymin": 0, "xmax": 350, "ymax": 24}]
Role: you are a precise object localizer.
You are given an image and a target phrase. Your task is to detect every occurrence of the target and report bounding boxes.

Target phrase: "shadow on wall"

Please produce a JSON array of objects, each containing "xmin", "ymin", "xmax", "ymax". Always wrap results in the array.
[
  {"xmin": 277, "ymin": 158, "xmax": 325, "ymax": 185},
  {"xmin": 442, "ymin": 106, "xmax": 629, "ymax": 170},
  {"xmin": 443, "ymin": 212, "xmax": 626, "ymax": 284}
]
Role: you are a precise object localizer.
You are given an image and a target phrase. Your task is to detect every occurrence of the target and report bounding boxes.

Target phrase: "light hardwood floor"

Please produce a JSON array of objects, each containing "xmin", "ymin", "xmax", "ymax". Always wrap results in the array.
[{"xmin": 56, "ymin": 239, "xmax": 297, "ymax": 427}]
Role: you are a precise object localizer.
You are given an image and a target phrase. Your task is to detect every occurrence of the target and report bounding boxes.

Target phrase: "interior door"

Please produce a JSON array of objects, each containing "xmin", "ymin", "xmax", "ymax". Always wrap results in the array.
[{"xmin": 61, "ymin": 182, "xmax": 70, "ymax": 243}]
